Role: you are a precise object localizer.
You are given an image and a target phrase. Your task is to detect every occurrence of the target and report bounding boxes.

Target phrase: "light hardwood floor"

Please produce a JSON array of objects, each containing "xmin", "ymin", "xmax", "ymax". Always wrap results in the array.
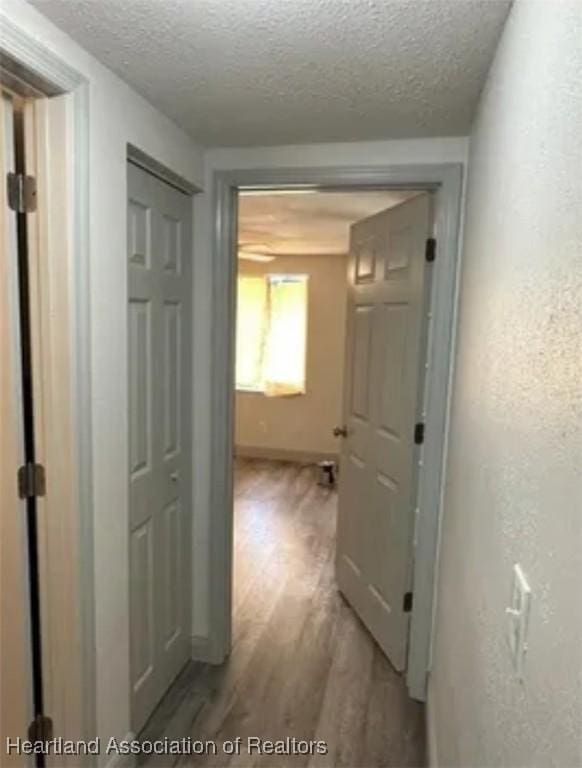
[{"xmin": 175, "ymin": 459, "xmax": 425, "ymax": 768}]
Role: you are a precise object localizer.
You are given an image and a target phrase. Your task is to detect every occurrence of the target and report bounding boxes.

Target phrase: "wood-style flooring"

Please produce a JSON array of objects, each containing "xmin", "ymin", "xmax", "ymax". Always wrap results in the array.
[{"xmin": 177, "ymin": 459, "xmax": 425, "ymax": 768}]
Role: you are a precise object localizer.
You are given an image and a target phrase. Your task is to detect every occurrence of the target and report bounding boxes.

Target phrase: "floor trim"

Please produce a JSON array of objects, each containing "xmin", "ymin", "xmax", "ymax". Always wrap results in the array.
[
  {"xmin": 235, "ymin": 446, "xmax": 339, "ymax": 464},
  {"xmin": 191, "ymin": 634, "xmax": 215, "ymax": 664}
]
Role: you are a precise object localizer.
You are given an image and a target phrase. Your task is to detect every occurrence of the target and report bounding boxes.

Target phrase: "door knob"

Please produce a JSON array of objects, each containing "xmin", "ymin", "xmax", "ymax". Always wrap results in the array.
[
  {"xmin": 333, "ymin": 426, "xmax": 348, "ymax": 438},
  {"xmin": 170, "ymin": 472, "xmax": 179, "ymax": 482}
]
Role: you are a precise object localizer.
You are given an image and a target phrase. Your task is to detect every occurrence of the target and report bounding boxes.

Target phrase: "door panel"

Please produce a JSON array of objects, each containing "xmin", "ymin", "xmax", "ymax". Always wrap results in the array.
[
  {"xmin": 162, "ymin": 302, "xmax": 181, "ymax": 458},
  {"xmin": 130, "ymin": 520, "xmax": 155, "ymax": 691},
  {"xmin": 336, "ymin": 194, "xmax": 430, "ymax": 672},
  {"xmin": 129, "ymin": 300, "xmax": 152, "ymax": 478},
  {"xmin": 162, "ymin": 500, "xmax": 181, "ymax": 648},
  {"xmin": 128, "ymin": 163, "xmax": 192, "ymax": 733},
  {"xmin": 351, "ymin": 306, "xmax": 373, "ymax": 419}
]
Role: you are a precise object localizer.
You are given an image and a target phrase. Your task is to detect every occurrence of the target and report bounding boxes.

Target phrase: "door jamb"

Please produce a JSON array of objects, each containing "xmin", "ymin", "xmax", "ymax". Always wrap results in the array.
[
  {"xmin": 0, "ymin": 15, "xmax": 94, "ymax": 746},
  {"xmin": 127, "ymin": 144, "xmax": 199, "ymax": 196},
  {"xmin": 209, "ymin": 164, "xmax": 463, "ymax": 700}
]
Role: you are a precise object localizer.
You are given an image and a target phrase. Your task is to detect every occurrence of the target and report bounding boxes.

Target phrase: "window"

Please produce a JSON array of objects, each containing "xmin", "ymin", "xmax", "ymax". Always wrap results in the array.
[{"xmin": 236, "ymin": 274, "xmax": 308, "ymax": 396}]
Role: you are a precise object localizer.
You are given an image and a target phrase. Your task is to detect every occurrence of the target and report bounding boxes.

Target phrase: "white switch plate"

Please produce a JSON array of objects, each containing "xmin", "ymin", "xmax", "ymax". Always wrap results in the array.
[{"xmin": 506, "ymin": 563, "xmax": 531, "ymax": 679}]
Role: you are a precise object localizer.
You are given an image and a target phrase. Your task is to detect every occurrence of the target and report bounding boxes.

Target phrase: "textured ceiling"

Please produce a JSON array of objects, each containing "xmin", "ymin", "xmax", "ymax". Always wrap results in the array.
[
  {"xmin": 238, "ymin": 190, "xmax": 419, "ymax": 256},
  {"xmin": 28, "ymin": 0, "xmax": 511, "ymax": 147}
]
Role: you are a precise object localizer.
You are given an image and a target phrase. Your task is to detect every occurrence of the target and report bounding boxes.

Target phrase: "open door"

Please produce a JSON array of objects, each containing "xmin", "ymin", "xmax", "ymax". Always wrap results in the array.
[
  {"xmin": 335, "ymin": 193, "xmax": 431, "ymax": 671},
  {"xmin": 0, "ymin": 89, "xmax": 33, "ymax": 767}
]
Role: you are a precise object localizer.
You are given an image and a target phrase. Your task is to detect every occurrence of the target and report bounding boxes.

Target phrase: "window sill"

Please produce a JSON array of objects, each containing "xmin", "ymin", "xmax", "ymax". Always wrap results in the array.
[{"xmin": 235, "ymin": 386, "xmax": 306, "ymax": 398}]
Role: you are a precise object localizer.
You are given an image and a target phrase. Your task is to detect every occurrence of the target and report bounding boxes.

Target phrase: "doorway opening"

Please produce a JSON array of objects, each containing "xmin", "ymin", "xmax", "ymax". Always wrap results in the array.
[
  {"xmin": 207, "ymin": 163, "xmax": 463, "ymax": 712},
  {"xmin": 229, "ymin": 187, "xmax": 430, "ymax": 762},
  {"xmin": 0, "ymin": 39, "xmax": 91, "ymax": 755},
  {"xmin": 1, "ymin": 85, "xmax": 47, "ymax": 764}
]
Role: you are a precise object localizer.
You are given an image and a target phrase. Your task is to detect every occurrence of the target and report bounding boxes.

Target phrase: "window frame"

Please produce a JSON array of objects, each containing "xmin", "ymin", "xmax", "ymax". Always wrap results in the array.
[{"xmin": 235, "ymin": 271, "xmax": 309, "ymax": 395}]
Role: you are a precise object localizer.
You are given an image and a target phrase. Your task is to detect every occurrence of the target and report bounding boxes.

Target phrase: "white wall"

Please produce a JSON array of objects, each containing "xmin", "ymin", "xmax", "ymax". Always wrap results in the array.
[
  {"xmin": 430, "ymin": 1, "xmax": 582, "ymax": 765},
  {"xmin": 192, "ymin": 137, "xmax": 469, "ymax": 641},
  {"xmin": 2, "ymin": 0, "xmax": 204, "ymax": 759}
]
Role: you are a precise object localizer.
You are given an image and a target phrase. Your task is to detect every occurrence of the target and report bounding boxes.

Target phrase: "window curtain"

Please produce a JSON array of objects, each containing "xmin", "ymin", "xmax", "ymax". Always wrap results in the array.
[
  {"xmin": 235, "ymin": 276, "xmax": 268, "ymax": 389},
  {"xmin": 263, "ymin": 276, "xmax": 307, "ymax": 396},
  {"xmin": 235, "ymin": 274, "xmax": 308, "ymax": 396}
]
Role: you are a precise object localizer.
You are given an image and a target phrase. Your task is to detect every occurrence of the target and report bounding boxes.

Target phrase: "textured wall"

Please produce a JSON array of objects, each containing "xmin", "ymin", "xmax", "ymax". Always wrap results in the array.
[
  {"xmin": 235, "ymin": 254, "xmax": 347, "ymax": 459},
  {"xmin": 430, "ymin": 1, "xmax": 582, "ymax": 765}
]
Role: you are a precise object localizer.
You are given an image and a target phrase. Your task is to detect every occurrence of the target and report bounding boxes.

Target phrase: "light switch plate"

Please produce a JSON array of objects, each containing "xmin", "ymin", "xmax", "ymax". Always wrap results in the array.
[{"xmin": 507, "ymin": 563, "xmax": 531, "ymax": 679}]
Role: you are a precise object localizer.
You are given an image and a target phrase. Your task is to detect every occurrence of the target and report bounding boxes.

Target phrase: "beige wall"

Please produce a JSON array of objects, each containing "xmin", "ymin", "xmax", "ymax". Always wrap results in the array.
[
  {"xmin": 235, "ymin": 254, "xmax": 347, "ymax": 459},
  {"xmin": 430, "ymin": 1, "xmax": 582, "ymax": 766}
]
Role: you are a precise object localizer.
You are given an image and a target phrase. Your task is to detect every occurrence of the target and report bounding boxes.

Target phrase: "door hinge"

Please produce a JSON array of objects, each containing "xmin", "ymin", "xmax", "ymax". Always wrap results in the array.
[
  {"xmin": 28, "ymin": 714, "xmax": 53, "ymax": 743},
  {"xmin": 414, "ymin": 422, "xmax": 425, "ymax": 445},
  {"xmin": 403, "ymin": 591, "xmax": 414, "ymax": 613},
  {"xmin": 7, "ymin": 172, "xmax": 37, "ymax": 213},
  {"xmin": 17, "ymin": 463, "xmax": 46, "ymax": 499},
  {"xmin": 425, "ymin": 237, "xmax": 436, "ymax": 263}
]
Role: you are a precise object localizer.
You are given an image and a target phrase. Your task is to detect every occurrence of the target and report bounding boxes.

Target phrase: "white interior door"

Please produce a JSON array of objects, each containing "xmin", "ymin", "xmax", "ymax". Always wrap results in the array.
[
  {"xmin": 128, "ymin": 163, "xmax": 193, "ymax": 732},
  {"xmin": 335, "ymin": 193, "xmax": 431, "ymax": 671},
  {"xmin": 0, "ymin": 89, "xmax": 33, "ymax": 766}
]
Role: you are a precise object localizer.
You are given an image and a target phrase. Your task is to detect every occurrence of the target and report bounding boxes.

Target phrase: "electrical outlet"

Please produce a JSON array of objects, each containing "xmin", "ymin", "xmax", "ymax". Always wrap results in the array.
[{"xmin": 506, "ymin": 564, "xmax": 531, "ymax": 679}]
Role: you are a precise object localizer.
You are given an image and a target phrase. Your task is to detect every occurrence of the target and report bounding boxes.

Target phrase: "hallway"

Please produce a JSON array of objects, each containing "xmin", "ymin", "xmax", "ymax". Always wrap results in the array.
[{"xmin": 182, "ymin": 459, "xmax": 425, "ymax": 767}]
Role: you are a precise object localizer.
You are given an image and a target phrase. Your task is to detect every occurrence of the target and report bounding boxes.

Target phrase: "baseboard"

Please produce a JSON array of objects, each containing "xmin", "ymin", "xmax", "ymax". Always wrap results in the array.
[
  {"xmin": 235, "ymin": 445, "xmax": 339, "ymax": 464},
  {"xmin": 426, "ymin": 681, "xmax": 439, "ymax": 768},
  {"xmin": 191, "ymin": 634, "xmax": 214, "ymax": 663},
  {"xmin": 105, "ymin": 732, "xmax": 137, "ymax": 768}
]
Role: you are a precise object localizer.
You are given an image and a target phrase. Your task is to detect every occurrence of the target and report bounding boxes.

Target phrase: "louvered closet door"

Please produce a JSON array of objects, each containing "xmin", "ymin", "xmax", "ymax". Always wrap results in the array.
[{"xmin": 127, "ymin": 162, "xmax": 192, "ymax": 732}]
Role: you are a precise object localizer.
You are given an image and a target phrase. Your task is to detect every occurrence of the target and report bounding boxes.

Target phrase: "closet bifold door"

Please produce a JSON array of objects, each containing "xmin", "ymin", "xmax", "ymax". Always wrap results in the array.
[{"xmin": 128, "ymin": 162, "xmax": 193, "ymax": 733}]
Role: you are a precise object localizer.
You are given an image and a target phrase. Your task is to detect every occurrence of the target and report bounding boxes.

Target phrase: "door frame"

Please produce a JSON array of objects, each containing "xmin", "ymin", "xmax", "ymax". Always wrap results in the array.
[
  {"xmin": 209, "ymin": 163, "xmax": 463, "ymax": 700},
  {"xmin": 1, "ymin": 86, "xmax": 32, "ymax": 768},
  {"xmin": 0, "ymin": 17, "xmax": 95, "ymax": 749}
]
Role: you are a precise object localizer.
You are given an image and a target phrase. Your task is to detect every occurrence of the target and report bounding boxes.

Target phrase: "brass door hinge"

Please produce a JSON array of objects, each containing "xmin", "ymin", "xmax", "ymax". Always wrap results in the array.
[
  {"xmin": 17, "ymin": 463, "xmax": 46, "ymax": 499},
  {"xmin": 28, "ymin": 714, "xmax": 53, "ymax": 743},
  {"xmin": 425, "ymin": 237, "xmax": 436, "ymax": 263},
  {"xmin": 7, "ymin": 172, "xmax": 37, "ymax": 213},
  {"xmin": 403, "ymin": 591, "xmax": 414, "ymax": 613}
]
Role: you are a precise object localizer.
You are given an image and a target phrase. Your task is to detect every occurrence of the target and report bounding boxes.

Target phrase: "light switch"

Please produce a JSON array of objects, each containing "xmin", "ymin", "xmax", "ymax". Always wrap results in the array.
[{"xmin": 506, "ymin": 563, "xmax": 531, "ymax": 679}]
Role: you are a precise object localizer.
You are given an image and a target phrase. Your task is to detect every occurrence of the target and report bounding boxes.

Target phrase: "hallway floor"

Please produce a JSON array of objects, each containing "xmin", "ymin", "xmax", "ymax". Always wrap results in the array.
[{"xmin": 181, "ymin": 459, "xmax": 425, "ymax": 767}]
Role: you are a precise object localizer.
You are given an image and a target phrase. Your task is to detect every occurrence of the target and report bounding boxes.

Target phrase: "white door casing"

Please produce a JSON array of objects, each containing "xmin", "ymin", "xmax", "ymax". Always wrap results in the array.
[
  {"xmin": 336, "ymin": 193, "xmax": 431, "ymax": 671},
  {"xmin": 127, "ymin": 162, "xmax": 193, "ymax": 732}
]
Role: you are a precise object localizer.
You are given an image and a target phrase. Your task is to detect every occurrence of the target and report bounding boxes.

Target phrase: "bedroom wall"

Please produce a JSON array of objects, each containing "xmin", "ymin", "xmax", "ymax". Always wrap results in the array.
[
  {"xmin": 429, "ymin": 1, "xmax": 582, "ymax": 765},
  {"xmin": 235, "ymin": 253, "xmax": 347, "ymax": 461}
]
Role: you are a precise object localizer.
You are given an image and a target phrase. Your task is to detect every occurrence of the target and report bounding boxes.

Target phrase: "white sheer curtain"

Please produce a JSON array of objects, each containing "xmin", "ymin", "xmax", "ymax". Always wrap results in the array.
[{"xmin": 235, "ymin": 273, "xmax": 308, "ymax": 396}]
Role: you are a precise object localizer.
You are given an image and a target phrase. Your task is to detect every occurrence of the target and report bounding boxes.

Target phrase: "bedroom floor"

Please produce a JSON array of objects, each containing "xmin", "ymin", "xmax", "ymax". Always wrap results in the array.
[{"xmin": 141, "ymin": 459, "xmax": 425, "ymax": 767}]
